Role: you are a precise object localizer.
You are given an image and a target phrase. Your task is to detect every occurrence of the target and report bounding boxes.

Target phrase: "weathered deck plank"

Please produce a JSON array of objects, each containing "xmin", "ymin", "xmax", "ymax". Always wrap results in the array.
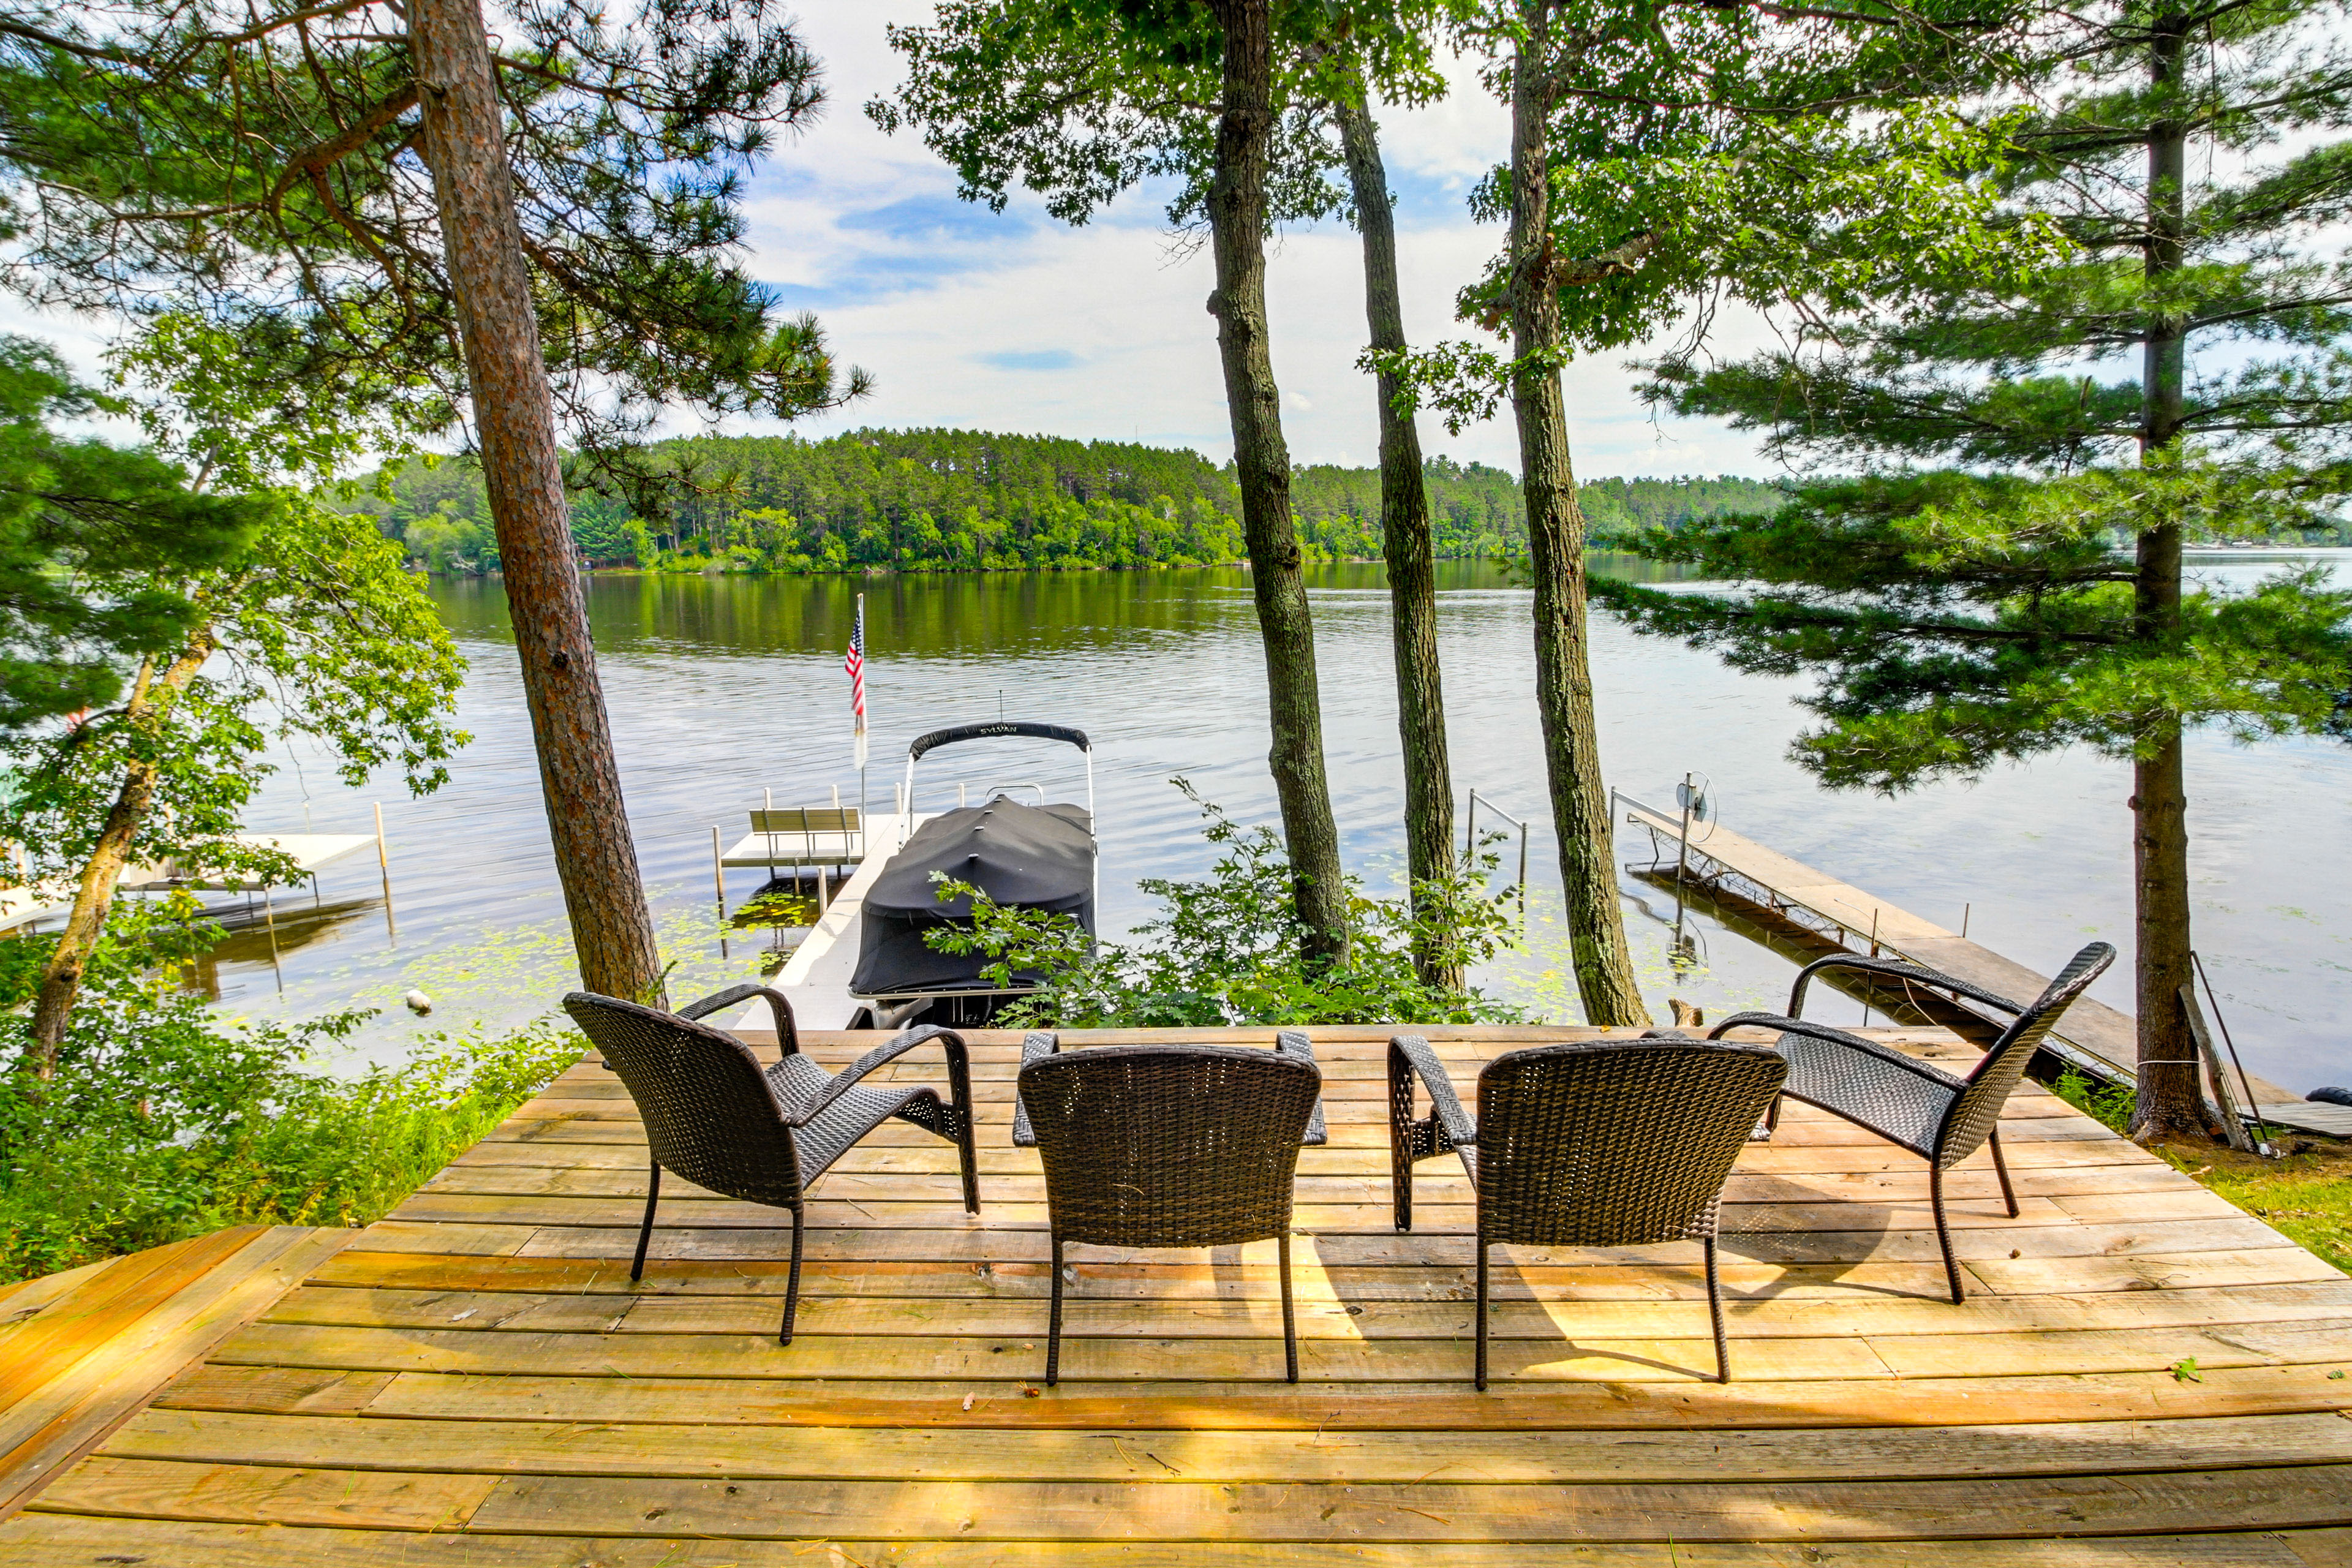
[{"xmin": 4, "ymin": 1023, "xmax": 2348, "ymax": 1559}]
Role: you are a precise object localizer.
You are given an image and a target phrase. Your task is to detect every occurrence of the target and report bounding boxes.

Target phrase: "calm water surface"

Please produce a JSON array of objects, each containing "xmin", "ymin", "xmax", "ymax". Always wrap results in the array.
[{"xmin": 213, "ymin": 556, "xmax": 2351, "ymax": 1094}]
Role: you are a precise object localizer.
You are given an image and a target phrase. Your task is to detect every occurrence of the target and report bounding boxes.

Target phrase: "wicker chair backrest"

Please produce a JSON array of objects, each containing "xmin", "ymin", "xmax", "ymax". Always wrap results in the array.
[
  {"xmin": 1019, "ymin": 1045, "xmax": 1320, "ymax": 1250},
  {"xmin": 562, "ymin": 991, "xmax": 804, "ymax": 1207},
  {"xmin": 1939, "ymin": 941, "xmax": 2116, "ymax": 1165},
  {"xmin": 1475, "ymin": 1040, "xmax": 1787, "ymax": 1249}
]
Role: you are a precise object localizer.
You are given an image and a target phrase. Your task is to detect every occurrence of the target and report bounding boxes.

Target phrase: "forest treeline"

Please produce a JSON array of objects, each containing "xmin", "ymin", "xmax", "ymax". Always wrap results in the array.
[{"xmin": 345, "ymin": 428, "xmax": 1788, "ymax": 575}]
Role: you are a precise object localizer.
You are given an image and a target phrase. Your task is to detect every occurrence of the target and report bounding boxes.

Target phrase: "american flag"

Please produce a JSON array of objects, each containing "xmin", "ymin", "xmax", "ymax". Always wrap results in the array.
[{"xmin": 846, "ymin": 594, "xmax": 868, "ymax": 767}]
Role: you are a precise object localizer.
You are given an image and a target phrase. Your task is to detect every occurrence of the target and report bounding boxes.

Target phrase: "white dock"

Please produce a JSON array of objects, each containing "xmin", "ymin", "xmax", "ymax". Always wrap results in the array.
[
  {"xmin": 717, "ymin": 829, "xmax": 865, "ymax": 872},
  {"xmin": 1619, "ymin": 797, "xmax": 2339, "ymax": 1137},
  {"xmin": 0, "ymin": 832, "xmax": 382, "ymax": 931},
  {"xmin": 733, "ymin": 812, "xmax": 929, "ymax": 1032},
  {"xmin": 119, "ymin": 834, "xmax": 380, "ymax": 893}
]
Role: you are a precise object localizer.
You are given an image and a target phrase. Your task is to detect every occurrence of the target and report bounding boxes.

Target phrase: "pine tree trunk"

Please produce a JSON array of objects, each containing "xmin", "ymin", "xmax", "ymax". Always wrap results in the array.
[
  {"xmin": 1207, "ymin": 0, "xmax": 1349, "ymax": 964},
  {"xmin": 23, "ymin": 639, "xmax": 213, "ymax": 1075},
  {"xmin": 410, "ymin": 0, "xmax": 664, "ymax": 1004},
  {"xmin": 2132, "ymin": 16, "xmax": 2203, "ymax": 1139},
  {"xmin": 1333, "ymin": 80, "xmax": 1457, "ymax": 991},
  {"xmin": 1506, "ymin": 5, "xmax": 1650, "ymax": 1027}
]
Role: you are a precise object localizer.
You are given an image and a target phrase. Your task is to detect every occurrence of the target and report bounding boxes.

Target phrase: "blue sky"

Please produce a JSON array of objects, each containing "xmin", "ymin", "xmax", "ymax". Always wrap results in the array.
[
  {"xmin": 0, "ymin": 0, "xmax": 1784, "ymax": 479},
  {"xmin": 728, "ymin": 2, "xmax": 1782, "ymax": 479}
]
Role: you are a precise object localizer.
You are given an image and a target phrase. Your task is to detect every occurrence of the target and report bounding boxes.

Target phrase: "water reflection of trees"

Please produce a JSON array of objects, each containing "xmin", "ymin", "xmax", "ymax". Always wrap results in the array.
[
  {"xmin": 425, "ymin": 559, "xmax": 1705, "ymax": 660},
  {"xmin": 173, "ymin": 896, "xmax": 386, "ymax": 998}
]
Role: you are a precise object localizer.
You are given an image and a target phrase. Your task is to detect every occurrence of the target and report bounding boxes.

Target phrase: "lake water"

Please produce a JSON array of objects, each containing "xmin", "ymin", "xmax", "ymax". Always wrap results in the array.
[{"xmin": 208, "ymin": 555, "xmax": 2351, "ymax": 1095}]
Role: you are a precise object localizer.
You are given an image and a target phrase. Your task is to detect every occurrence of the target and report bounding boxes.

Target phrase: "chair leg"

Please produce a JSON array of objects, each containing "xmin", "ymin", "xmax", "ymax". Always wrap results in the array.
[
  {"xmin": 1046, "ymin": 1234, "xmax": 1065, "ymax": 1387},
  {"xmin": 954, "ymin": 1109, "xmax": 980, "ymax": 1216},
  {"xmin": 1388, "ymin": 1054, "xmax": 1414, "ymax": 1232},
  {"xmin": 1929, "ymin": 1164, "xmax": 1965, "ymax": 1304},
  {"xmin": 779, "ymin": 1204, "xmax": 805, "ymax": 1345},
  {"xmin": 1278, "ymin": 1231, "xmax": 1298, "ymax": 1384},
  {"xmin": 1988, "ymin": 1128, "xmax": 2019, "ymax": 1218},
  {"xmin": 1763, "ymin": 1093, "xmax": 1782, "ymax": 1138},
  {"xmin": 630, "ymin": 1162, "xmax": 662, "ymax": 1283},
  {"xmin": 1474, "ymin": 1235, "xmax": 1490, "ymax": 1392},
  {"xmin": 949, "ymin": 1059, "xmax": 981, "ymax": 1216},
  {"xmin": 1704, "ymin": 1235, "xmax": 1729, "ymax": 1383}
]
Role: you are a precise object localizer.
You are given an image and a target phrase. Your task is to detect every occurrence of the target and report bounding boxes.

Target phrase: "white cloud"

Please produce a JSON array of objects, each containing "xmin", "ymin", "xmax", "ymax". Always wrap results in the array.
[
  {"xmin": 752, "ymin": 1, "xmax": 1781, "ymax": 479},
  {"xmin": 2, "ymin": 0, "xmax": 1780, "ymax": 479}
]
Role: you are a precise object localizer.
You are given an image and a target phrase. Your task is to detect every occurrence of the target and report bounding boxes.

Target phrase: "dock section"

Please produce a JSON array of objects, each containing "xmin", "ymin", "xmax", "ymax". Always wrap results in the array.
[
  {"xmin": 1617, "ymin": 795, "xmax": 2335, "ymax": 1136},
  {"xmin": 733, "ymin": 811, "xmax": 927, "ymax": 1031}
]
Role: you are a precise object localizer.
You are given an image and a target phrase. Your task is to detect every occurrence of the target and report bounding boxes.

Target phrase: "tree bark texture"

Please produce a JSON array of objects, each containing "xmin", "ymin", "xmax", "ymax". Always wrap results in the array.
[
  {"xmin": 1504, "ymin": 5, "xmax": 1650, "ymax": 1027},
  {"xmin": 2132, "ymin": 16, "xmax": 2201, "ymax": 1139},
  {"xmin": 1207, "ymin": 0, "xmax": 1349, "ymax": 964},
  {"xmin": 25, "ymin": 640, "xmax": 212, "ymax": 1074},
  {"xmin": 1335, "ymin": 81, "xmax": 1458, "ymax": 992},
  {"xmin": 410, "ymin": 0, "xmax": 663, "ymax": 1004}
]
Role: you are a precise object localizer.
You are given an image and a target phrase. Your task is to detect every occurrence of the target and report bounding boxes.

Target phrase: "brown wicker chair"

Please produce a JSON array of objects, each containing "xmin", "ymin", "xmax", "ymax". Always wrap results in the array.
[
  {"xmin": 1013, "ymin": 1031, "xmax": 1325, "ymax": 1385},
  {"xmin": 1389, "ymin": 1035, "xmax": 1787, "ymax": 1387},
  {"xmin": 1705, "ymin": 941, "xmax": 2114, "ymax": 1303},
  {"xmin": 562, "ymin": 984, "xmax": 978, "ymax": 1343}
]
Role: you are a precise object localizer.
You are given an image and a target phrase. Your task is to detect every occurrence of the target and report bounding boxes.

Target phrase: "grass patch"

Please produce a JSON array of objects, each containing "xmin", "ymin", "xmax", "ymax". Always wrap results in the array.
[
  {"xmin": 2146, "ymin": 1137, "xmax": 2352, "ymax": 1276},
  {"xmin": 2056, "ymin": 1069, "xmax": 2352, "ymax": 1275}
]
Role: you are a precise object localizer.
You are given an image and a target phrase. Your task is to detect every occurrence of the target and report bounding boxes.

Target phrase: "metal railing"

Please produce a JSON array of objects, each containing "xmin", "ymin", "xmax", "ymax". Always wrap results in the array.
[{"xmin": 1464, "ymin": 789, "xmax": 1530, "ymax": 916}]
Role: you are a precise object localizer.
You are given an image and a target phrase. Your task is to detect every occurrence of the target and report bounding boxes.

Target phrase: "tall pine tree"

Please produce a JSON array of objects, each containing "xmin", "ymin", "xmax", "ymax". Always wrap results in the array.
[
  {"xmin": 1386, "ymin": 0, "xmax": 2030, "ymax": 1023},
  {"xmin": 1596, "ymin": 0, "xmax": 2352, "ymax": 1134}
]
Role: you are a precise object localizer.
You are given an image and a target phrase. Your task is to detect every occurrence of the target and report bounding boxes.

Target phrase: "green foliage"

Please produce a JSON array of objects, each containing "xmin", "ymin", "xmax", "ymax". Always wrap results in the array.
[
  {"xmin": 1372, "ymin": 0, "xmax": 2060, "ymax": 434},
  {"xmin": 1591, "ymin": 466, "xmax": 2352, "ymax": 788},
  {"xmin": 611, "ymin": 429, "xmax": 1248, "ymax": 572},
  {"xmin": 923, "ymin": 783, "xmax": 1526, "ymax": 1027},
  {"xmin": 865, "ymin": 0, "xmax": 1450, "ymax": 233},
  {"xmin": 0, "ymin": 337, "xmax": 259, "ymax": 729},
  {"xmin": 357, "ymin": 432, "xmax": 1777, "ymax": 573},
  {"xmin": 0, "ymin": 492, "xmax": 469, "ymax": 887},
  {"xmin": 1591, "ymin": 0, "xmax": 2352, "ymax": 794},
  {"xmin": 1294, "ymin": 461, "xmax": 1785, "ymax": 559},
  {"xmin": 2054, "ymin": 1066, "xmax": 2137, "ymax": 1136},
  {"xmin": 0, "ymin": 902, "xmax": 579, "ymax": 1282},
  {"xmin": 0, "ymin": 0, "xmax": 867, "ymax": 472}
]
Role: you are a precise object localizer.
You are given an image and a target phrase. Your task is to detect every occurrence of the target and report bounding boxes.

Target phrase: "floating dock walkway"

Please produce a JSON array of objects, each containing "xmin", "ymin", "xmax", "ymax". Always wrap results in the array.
[
  {"xmin": 729, "ymin": 810, "xmax": 927, "ymax": 1032},
  {"xmin": 2, "ymin": 1023, "xmax": 2349, "ymax": 1558},
  {"xmin": 1615, "ymin": 794, "xmax": 2347, "ymax": 1140}
]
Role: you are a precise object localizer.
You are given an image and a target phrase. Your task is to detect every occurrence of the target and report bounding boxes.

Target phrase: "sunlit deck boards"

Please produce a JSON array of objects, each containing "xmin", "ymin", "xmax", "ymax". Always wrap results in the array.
[{"xmin": 4, "ymin": 1025, "xmax": 2350, "ymax": 1563}]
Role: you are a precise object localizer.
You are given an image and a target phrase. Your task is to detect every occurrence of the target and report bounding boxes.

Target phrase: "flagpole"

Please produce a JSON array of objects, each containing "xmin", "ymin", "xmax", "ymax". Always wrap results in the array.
[{"xmin": 853, "ymin": 592, "xmax": 869, "ymax": 837}]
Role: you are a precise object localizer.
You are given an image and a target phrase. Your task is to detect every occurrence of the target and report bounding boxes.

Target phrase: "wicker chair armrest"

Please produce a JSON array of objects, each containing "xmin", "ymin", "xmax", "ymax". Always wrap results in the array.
[
  {"xmin": 1787, "ymin": 953, "xmax": 2022, "ymax": 1022},
  {"xmin": 1389, "ymin": 1034, "xmax": 1476, "ymax": 1150},
  {"xmin": 1011, "ymin": 1031, "xmax": 1058, "ymax": 1147},
  {"xmin": 677, "ymin": 983, "xmax": 799, "ymax": 1054},
  {"xmin": 1708, "ymin": 1012, "xmax": 1966, "ymax": 1090},
  {"xmin": 1274, "ymin": 1030, "xmax": 1329, "ymax": 1146},
  {"xmin": 784, "ymin": 1023, "xmax": 970, "ymax": 1128}
]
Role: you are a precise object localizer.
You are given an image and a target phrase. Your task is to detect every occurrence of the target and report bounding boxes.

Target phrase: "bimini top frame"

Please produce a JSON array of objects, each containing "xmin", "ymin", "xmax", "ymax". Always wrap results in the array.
[{"xmin": 904, "ymin": 722, "xmax": 1094, "ymax": 822}]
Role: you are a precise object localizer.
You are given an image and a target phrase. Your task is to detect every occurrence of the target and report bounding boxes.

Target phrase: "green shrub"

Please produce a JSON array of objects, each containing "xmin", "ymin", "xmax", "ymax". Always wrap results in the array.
[
  {"xmin": 925, "ymin": 782, "xmax": 1526, "ymax": 1028},
  {"xmin": 2053, "ymin": 1066, "xmax": 2138, "ymax": 1135},
  {"xmin": 0, "ymin": 900, "xmax": 578, "ymax": 1283}
]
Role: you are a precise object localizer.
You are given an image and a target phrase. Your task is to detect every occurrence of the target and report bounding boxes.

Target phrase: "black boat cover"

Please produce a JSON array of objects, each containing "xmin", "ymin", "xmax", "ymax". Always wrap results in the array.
[{"xmin": 851, "ymin": 797, "xmax": 1096, "ymax": 997}]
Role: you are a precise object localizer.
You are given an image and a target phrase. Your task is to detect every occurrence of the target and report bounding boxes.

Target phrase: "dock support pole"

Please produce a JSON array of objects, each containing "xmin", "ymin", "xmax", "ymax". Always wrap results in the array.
[
  {"xmin": 712, "ymin": 825, "xmax": 729, "ymax": 959},
  {"xmin": 263, "ymin": 884, "xmax": 282, "ymax": 993},
  {"xmin": 1861, "ymin": 909, "xmax": 1880, "ymax": 1027},
  {"xmin": 374, "ymin": 802, "xmax": 397, "ymax": 943}
]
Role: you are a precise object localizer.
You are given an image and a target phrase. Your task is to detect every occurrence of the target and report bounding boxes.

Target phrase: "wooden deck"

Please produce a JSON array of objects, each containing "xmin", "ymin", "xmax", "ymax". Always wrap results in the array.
[
  {"xmin": 4, "ymin": 1024, "xmax": 2350, "ymax": 1563},
  {"xmin": 0, "ymin": 1226, "xmax": 353, "ymax": 1523}
]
